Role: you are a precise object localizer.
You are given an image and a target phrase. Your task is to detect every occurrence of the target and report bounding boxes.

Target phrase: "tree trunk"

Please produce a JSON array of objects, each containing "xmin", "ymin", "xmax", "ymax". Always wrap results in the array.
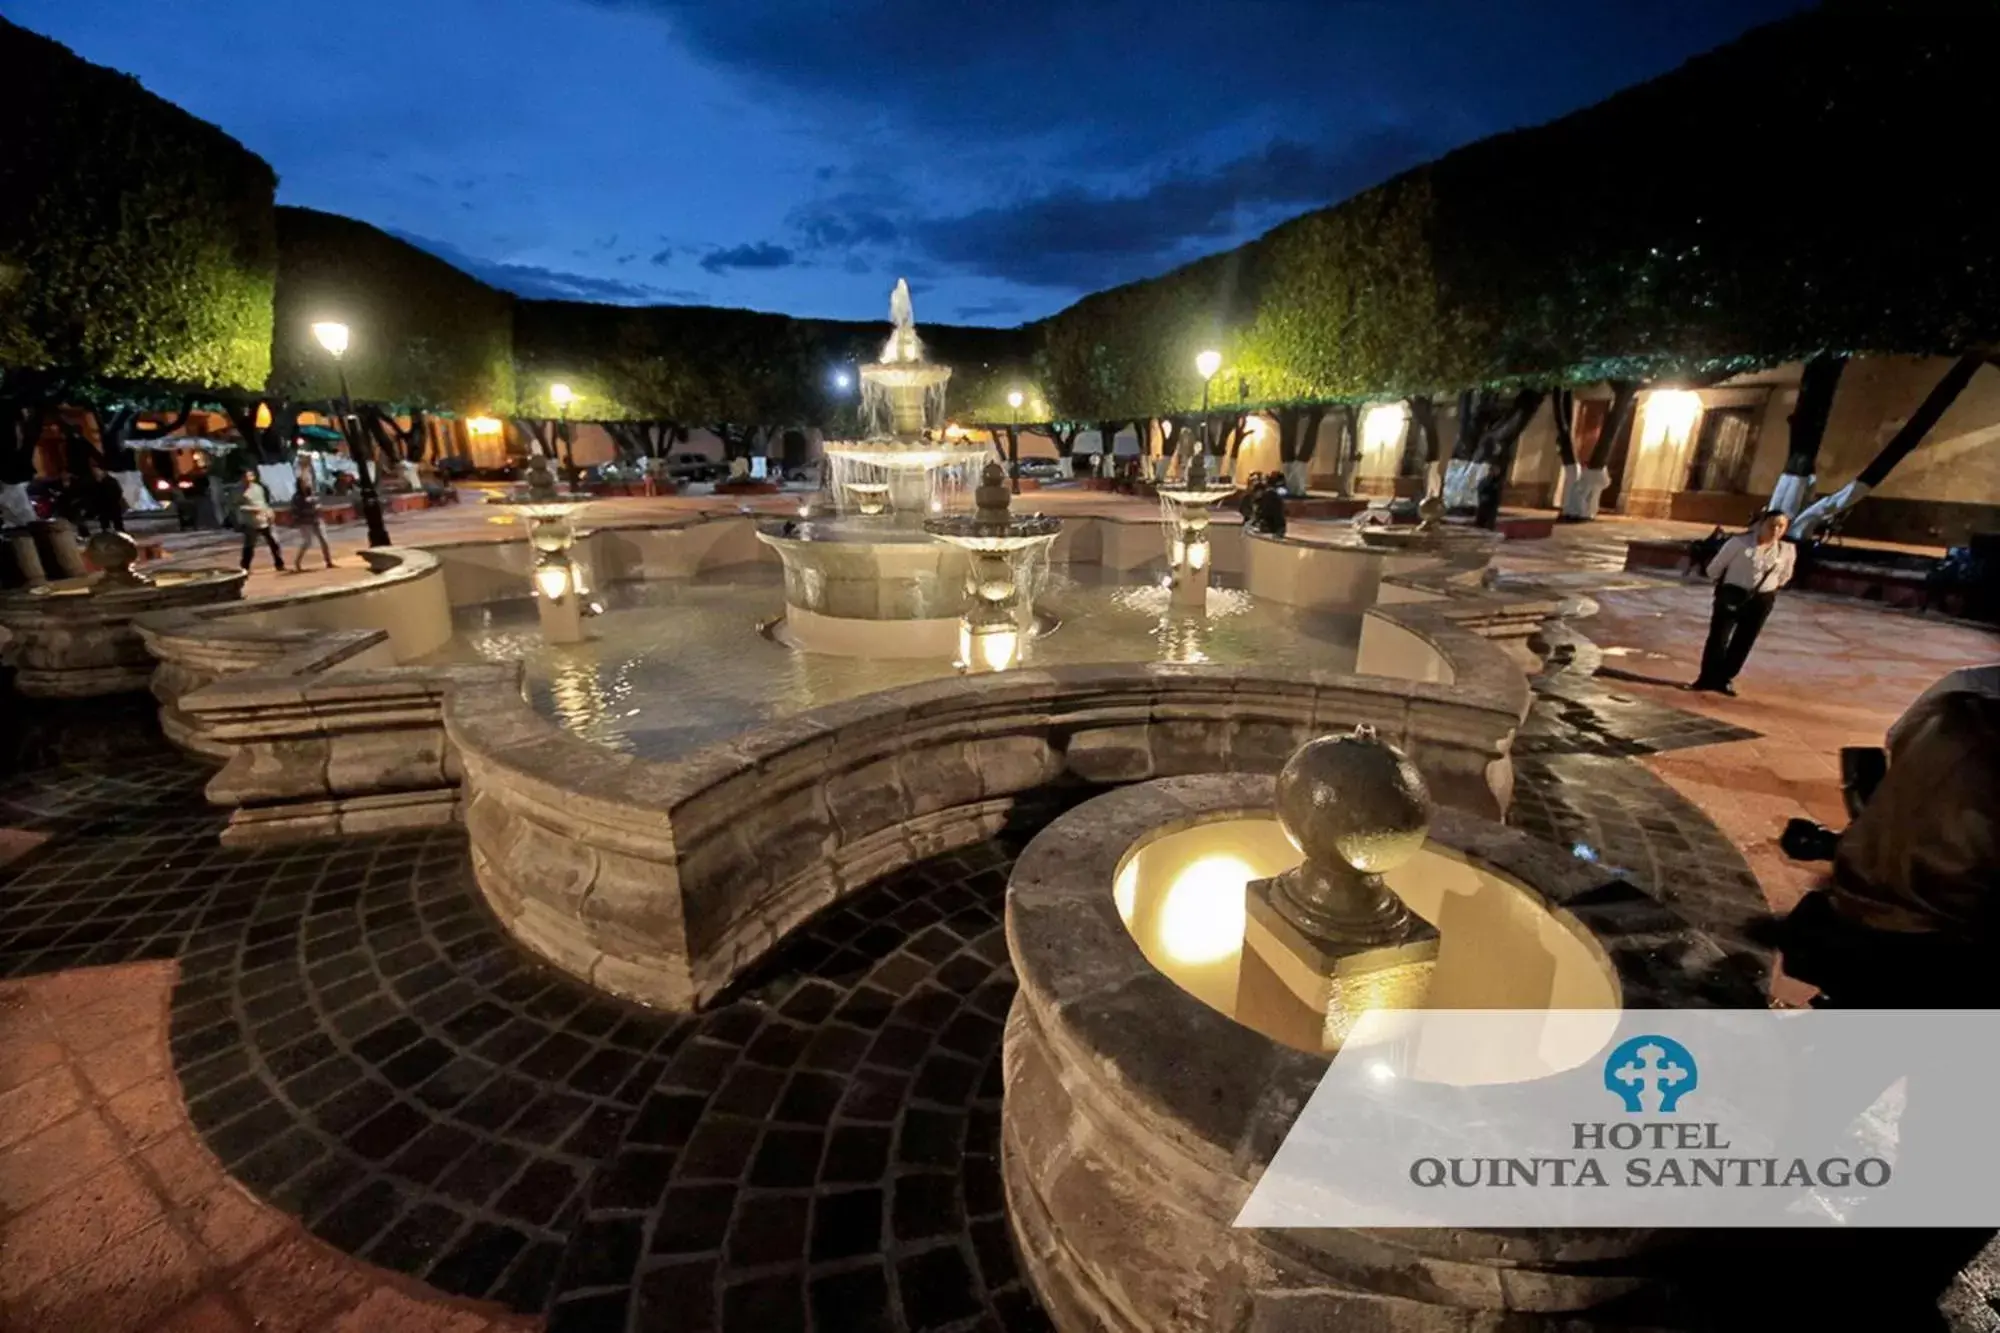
[
  {"xmin": 1333, "ymin": 404, "xmax": 1360, "ymax": 496},
  {"xmin": 1092, "ymin": 420, "xmax": 1125, "ymax": 477},
  {"xmin": 1792, "ymin": 355, "xmax": 1987, "ymax": 540},
  {"xmin": 1856, "ymin": 354, "xmax": 1984, "ymax": 487},
  {"xmin": 1551, "ymin": 389, "xmax": 1577, "ymax": 468},
  {"xmin": 1, "ymin": 394, "xmax": 49, "ymax": 485},
  {"xmin": 1404, "ymin": 395, "xmax": 1440, "ymax": 494},
  {"xmin": 1473, "ymin": 389, "xmax": 1546, "ymax": 529},
  {"xmin": 1590, "ymin": 380, "xmax": 1642, "ymax": 510},
  {"xmin": 1771, "ymin": 352, "xmax": 1848, "ymax": 516}
]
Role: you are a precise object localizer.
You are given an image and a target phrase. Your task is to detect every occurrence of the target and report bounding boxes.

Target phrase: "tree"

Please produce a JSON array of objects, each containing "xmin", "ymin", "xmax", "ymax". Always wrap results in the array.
[
  {"xmin": 605, "ymin": 421, "xmax": 688, "ymax": 461},
  {"xmin": 1771, "ymin": 352, "xmax": 1847, "ymax": 515},
  {"xmin": 1794, "ymin": 355, "xmax": 1991, "ymax": 538},
  {"xmin": 1473, "ymin": 388, "xmax": 1546, "ymax": 529}
]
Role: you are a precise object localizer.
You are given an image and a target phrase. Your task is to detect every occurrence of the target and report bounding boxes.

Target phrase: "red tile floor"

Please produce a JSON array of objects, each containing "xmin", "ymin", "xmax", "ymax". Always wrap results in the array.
[{"xmin": 0, "ymin": 962, "xmax": 537, "ymax": 1332}]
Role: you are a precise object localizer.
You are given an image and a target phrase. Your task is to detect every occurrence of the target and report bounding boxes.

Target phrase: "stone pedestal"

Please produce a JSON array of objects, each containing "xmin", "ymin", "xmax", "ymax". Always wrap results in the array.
[
  {"xmin": 536, "ymin": 582, "xmax": 585, "ymax": 643},
  {"xmin": 1169, "ymin": 556, "xmax": 1209, "ymax": 609}
]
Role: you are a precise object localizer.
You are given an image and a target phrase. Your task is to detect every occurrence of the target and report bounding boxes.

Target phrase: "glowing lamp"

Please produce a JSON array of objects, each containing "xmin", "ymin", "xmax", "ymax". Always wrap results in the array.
[
  {"xmin": 1187, "ymin": 536, "xmax": 1210, "ymax": 571},
  {"xmin": 255, "ymin": 403, "xmax": 273, "ymax": 430},
  {"xmin": 534, "ymin": 564, "xmax": 570, "ymax": 601},
  {"xmin": 1007, "ymin": 390, "xmax": 1025, "ymax": 410},
  {"xmin": 976, "ymin": 625, "xmax": 1020, "ymax": 673},
  {"xmin": 466, "ymin": 416, "xmax": 502, "ymax": 438},
  {"xmin": 550, "ymin": 383, "xmax": 575, "ymax": 410},
  {"xmin": 1159, "ymin": 854, "xmax": 1251, "ymax": 964},
  {"xmin": 1643, "ymin": 389, "xmax": 1703, "ymax": 442},
  {"xmin": 311, "ymin": 322, "xmax": 349, "ymax": 357},
  {"xmin": 1195, "ymin": 349, "xmax": 1222, "ymax": 381},
  {"xmin": 1170, "ymin": 537, "xmax": 1187, "ymax": 567}
]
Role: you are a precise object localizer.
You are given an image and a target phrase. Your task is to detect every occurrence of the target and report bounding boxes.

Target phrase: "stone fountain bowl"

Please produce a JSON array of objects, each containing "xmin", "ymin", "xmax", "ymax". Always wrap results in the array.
[
  {"xmin": 822, "ymin": 439, "xmax": 994, "ymax": 468},
  {"xmin": 922, "ymin": 513, "xmax": 1062, "ymax": 554},
  {"xmin": 1004, "ymin": 772, "xmax": 1762, "ymax": 1332},
  {"xmin": 1, "ymin": 566, "xmax": 246, "ymax": 697},
  {"xmin": 1157, "ymin": 485, "xmax": 1240, "ymax": 507},
  {"xmin": 859, "ymin": 362, "xmax": 953, "ymax": 389},
  {"xmin": 1357, "ymin": 524, "xmax": 1503, "ymax": 553}
]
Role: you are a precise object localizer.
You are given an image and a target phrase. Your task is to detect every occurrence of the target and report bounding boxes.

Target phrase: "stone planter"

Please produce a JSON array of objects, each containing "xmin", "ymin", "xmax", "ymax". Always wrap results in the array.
[{"xmin": 1003, "ymin": 775, "xmax": 1760, "ymax": 1331}]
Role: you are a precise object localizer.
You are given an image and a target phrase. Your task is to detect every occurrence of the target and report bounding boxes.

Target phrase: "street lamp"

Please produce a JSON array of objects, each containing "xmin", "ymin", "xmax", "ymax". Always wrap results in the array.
[
  {"xmin": 312, "ymin": 320, "xmax": 391, "ymax": 548},
  {"xmin": 549, "ymin": 382, "xmax": 577, "ymax": 480},
  {"xmin": 1007, "ymin": 389, "xmax": 1025, "ymax": 494},
  {"xmin": 1196, "ymin": 349, "xmax": 1222, "ymax": 459}
]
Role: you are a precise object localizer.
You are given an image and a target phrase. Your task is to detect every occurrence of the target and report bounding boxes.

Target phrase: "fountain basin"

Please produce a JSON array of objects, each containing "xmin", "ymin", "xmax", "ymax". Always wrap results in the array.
[
  {"xmin": 755, "ymin": 518, "xmax": 971, "ymax": 657},
  {"xmin": 1004, "ymin": 773, "xmax": 1758, "ymax": 1332},
  {"xmin": 0, "ymin": 568, "xmax": 247, "ymax": 697}
]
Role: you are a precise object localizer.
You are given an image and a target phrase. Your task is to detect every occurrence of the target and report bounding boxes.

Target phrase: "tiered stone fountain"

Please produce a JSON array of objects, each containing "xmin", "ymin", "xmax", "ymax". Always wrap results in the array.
[
  {"xmin": 760, "ymin": 280, "xmax": 1047, "ymax": 658},
  {"xmin": 925, "ymin": 460, "xmax": 1060, "ymax": 672},
  {"xmin": 1156, "ymin": 448, "xmax": 1238, "ymax": 609},
  {"xmin": 487, "ymin": 448, "xmax": 594, "ymax": 644}
]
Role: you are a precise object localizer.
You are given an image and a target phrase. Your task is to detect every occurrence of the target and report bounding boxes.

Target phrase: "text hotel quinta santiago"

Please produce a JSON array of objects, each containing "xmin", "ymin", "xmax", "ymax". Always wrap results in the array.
[{"xmin": 1409, "ymin": 1122, "xmax": 1893, "ymax": 1190}]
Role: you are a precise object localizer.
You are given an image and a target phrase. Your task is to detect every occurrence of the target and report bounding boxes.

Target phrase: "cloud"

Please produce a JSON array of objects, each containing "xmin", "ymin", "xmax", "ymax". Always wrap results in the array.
[
  {"xmin": 387, "ymin": 228, "xmax": 698, "ymax": 303},
  {"xmin": 651, "ymin": 249, "xmax": 673, "ymax": 266},
  {"xmin": 906, "ymin": 131, "xmax": 1438, "ymax": 290},
  {"xmin": 700, "ymin": 242, "xmax": 796, "ymax": 274},
  {"xmin": 954, "ymin": 299, "xmax": 1025, "ymax": 321},
  {"xmin": 791, "ymin": 199, "xmax": 900, "ymax": 251}
]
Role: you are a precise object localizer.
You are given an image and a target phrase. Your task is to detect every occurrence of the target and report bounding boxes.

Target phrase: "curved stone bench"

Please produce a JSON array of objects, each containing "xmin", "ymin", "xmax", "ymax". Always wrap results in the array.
[{"xmin": 1003, "ymin": 774, "xmax": 1761, "ymax": 1332}]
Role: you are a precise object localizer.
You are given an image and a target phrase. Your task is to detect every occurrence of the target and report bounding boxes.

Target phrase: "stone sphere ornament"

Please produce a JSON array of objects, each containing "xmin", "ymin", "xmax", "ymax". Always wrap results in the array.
[
  {"xmin": 84, "ymin": 528, "xmax": 149, "ymax": 587},
  {"xmin": 1265, "ymin": 724, "xmax": 1437, "ymax": 948},
  {"xmin": 1275, "ymin": 723, "xmax": 1433, "ymax": 876}
]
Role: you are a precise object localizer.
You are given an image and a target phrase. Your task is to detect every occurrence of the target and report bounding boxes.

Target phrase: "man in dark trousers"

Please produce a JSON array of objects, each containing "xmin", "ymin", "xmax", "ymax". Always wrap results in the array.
[{"xmin": 1690, "ymin": 509, "xmax": 1795, "ymax": 696}]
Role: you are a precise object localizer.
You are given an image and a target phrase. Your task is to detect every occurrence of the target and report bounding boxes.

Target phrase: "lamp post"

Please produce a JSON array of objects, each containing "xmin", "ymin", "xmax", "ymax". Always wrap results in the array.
[
  {"xmin": 312, "ymin": 321, "xmax": 391, "ymax": 548},
  {"xmin": 1007, "ymin": 389, "xmax": 1025, "ymax": 494},
  {"xmin": 1196, "ymin": 349, "xmax": 1222, "ymax": 464},
  {"xmin": 549, "ymin": 382, "xmax": 576, "ymax": 483}
]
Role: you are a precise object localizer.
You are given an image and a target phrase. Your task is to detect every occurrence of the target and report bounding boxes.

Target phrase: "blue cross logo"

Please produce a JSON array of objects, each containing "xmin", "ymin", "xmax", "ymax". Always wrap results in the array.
[{"xmin": 1603, "ymin": 1034, "xmax": 1697, "ymax": 1113}]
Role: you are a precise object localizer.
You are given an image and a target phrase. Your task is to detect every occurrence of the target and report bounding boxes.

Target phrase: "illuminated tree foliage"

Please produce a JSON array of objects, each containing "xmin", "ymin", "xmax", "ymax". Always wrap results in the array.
[
  {"xmin": 0, "ymin": 17, "xmax": 275, "ymax": 391},
  {"xmin": 270, "ymin": 208, "xmax": 515, "ymax": 415},
  {"xmin": 1037, "ymin": 0, "xmax": 2000, "ymax": 418}
]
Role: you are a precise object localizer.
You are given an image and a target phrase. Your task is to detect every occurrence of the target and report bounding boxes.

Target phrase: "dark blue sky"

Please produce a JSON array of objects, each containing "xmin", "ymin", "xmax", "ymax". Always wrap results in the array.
[{"xmin": 6, "ymin": 0, "xmax": 1810, "ymax": 324}]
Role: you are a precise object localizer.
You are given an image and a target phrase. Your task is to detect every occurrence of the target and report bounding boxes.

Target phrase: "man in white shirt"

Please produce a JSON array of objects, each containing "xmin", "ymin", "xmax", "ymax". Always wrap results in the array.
[{"xmin": 1690, "ymin": 510, "xmax": 1795, "ymax": 696}]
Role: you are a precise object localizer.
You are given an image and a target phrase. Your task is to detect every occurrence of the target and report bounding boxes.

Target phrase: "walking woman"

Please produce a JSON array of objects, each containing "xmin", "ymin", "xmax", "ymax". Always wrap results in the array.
[
  {"xmin": 236, "ymin": 469, "xmax": 285, "ymax": 573},
  {"xmin": 290, "ymin": 469, "xmax": 336, "ymax": 570},
  {"xmin": 1690, "ymin": 508, "xmax": 1793, "ymax": 696}
]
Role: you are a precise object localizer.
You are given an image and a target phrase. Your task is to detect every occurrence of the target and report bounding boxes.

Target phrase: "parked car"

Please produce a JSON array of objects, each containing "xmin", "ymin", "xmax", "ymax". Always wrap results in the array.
[{"xmin": 1015, "ymin": 458, "xmax": 1061, "ymax": 479}]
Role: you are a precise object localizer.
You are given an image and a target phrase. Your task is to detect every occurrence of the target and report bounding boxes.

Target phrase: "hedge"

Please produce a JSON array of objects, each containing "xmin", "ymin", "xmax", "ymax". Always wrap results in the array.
[
  {"xmin": 0, "ymin": 18, "xmax": 276, "ymax": 392},
  {"xmin": 1038, "ymin": 0, "xmax": 2000, "ymax": 420},
  {"xmin": 271, "ymin": 207, "xmax": 514, "ymax": 413}
]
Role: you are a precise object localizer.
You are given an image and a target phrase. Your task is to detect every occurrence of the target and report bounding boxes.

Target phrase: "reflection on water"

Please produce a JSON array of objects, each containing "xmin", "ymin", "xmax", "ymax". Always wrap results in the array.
[
  {"xmin": 1115, "ymin": 818, "xmax": 1621, "ymax": 1062},
  {"xmin": 420, "ymin": 564, "xmax": 1362, "ymax": 761}
]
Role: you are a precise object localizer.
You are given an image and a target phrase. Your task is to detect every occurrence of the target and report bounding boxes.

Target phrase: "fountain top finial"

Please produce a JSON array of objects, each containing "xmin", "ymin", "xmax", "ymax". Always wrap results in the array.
[
  {"xmin": 1186, "ymin": 449, "xmax": 1208, "ymax": 492},
  {"xmin": 1275, "ymin": 724, "xmax": 1433, "ymax": 883},
  {"xmin": 882, "ymin": 278, "xmax": 923, "ymax": 365},
  {"xmin": 974, "ymin": 460, "xmax": 1012, "ymax": 529}
]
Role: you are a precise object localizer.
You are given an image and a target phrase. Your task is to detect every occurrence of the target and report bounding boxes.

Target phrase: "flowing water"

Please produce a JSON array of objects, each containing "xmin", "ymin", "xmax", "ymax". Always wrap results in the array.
[{"xmin": 421, "ymin": 564, "xmax": 1363, "ymax": 762}]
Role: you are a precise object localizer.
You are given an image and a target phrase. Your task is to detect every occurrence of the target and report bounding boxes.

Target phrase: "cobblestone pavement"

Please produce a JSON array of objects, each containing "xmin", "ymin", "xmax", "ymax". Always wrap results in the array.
[{"xmin": 1, "ymin": 700, "xmax": 1060, "ymax": 1332}]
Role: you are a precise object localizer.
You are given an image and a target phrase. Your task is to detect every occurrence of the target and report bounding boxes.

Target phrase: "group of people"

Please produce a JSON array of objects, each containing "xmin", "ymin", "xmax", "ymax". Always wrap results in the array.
[
  {"xmin": 1236, "ymin": 472, "xmax": 1290, "ymax": 539},
  {"xmin": 233, "ymin": 465, "xmax": 337, "ymax": 573}
]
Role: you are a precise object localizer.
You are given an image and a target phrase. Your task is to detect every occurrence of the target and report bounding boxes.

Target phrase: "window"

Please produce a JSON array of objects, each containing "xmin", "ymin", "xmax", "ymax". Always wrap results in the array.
[{"xmin": 1686, "ymin": 407, "xmax": 1758, "ymax": 493}]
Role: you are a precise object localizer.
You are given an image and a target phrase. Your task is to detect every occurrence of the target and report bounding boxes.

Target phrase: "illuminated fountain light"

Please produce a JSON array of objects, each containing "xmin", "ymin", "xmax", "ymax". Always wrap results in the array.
[
  {"xmin": 925, "ymin": 461, "xmax": 1061, "ymax": 674},
  {"xmin": 1156, "ymin": 449, "xmax": 1237, "ymax": 611}
]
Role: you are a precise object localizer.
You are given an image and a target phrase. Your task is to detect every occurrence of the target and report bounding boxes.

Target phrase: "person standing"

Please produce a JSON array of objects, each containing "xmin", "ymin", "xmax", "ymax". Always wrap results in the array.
[
  {"xmin": 1690, "ymin": 509, "xmax": 1794, "ymax": 696},
  {"xmin": 87, "ymin": 461, "xmax": 127, "ymax": 534},
  {"xmin": 236, "ymin": 469, "xmax": 285, "ymax": 573},
  {"xmin": 289, "ymin": 470, "xmax": 336, "ymax": 571}
]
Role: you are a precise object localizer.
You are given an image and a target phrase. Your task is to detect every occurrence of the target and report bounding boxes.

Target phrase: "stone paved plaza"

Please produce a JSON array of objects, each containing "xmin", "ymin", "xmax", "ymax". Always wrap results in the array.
[{"xmin": 4, "ymin": 502, "xmax": 1999, "ymax": 1331}]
